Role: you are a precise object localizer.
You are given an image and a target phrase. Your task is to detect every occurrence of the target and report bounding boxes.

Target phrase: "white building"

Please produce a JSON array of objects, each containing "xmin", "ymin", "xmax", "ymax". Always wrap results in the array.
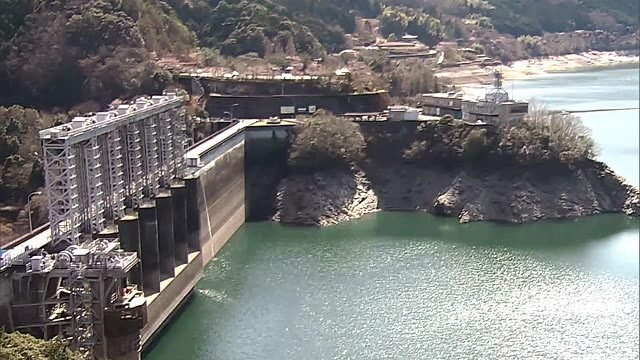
[
  {"xmin": 422, "ymin": 71, "xmax": 529, "ymax": 124},
  {"xmin": 387, "ymin": 106, "xmax": 420, "ymax": 121}
]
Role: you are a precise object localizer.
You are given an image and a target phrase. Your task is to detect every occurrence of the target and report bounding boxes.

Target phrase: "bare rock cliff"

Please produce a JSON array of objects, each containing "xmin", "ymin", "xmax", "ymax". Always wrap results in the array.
[
  {"xmin": 273, "ymin": 170, "xmax": 378, "ymax": 226},
  {"xmin": 273, "ymin": 161, "xmax": 639, "ymax": 226}
]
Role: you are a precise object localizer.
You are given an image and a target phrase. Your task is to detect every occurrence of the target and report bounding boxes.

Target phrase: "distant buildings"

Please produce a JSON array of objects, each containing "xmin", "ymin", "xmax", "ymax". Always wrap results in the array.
[
  {"xmin": 423, "ymin": 71, "xmax": 529, "ymax": 124},
  {"xmin": 422, "ymin": 92, "xmax": 464, "ymax": 119},
  {"xmin": 373, "ymin": 72, "xmax": 529, "ymax": 124},
  {"xmin": 376, "ymin": 41, "xmax": 425, "ymax": 50},
  {"xmin": 373, "ymin": 34, "xmax": 429, "ymax": 53},
  {"xmin": 460, "ymin": 97, "xmax": 529, "ymax": 124}
]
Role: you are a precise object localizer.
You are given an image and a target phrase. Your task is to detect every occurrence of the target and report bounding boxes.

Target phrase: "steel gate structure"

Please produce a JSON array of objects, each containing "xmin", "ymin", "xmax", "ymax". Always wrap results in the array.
[{"xmin": 39, "ymin": 93, "xmax": 188, "ymax": 248}]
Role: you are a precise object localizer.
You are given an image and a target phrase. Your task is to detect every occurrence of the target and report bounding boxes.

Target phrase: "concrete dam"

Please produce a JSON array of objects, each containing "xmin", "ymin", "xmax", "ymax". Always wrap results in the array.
[
  {"xmin": 0, "ymin": 95, "xmax": 293, "ymax": 359},
  {"xmin": 141, "ymin": 119, "xmax": 291, "ymax": 350}
]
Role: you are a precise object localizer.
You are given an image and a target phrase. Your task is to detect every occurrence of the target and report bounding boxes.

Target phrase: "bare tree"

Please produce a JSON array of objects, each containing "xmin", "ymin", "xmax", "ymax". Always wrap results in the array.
[{"xmin": 524, "ymin": 102, "xmax": 599, "ymax": 162}]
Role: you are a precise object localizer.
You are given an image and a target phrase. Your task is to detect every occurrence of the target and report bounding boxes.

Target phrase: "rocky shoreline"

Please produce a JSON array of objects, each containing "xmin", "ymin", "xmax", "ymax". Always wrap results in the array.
[{"xmin": 272, "ymin": 161, "xmax": 640, "ymax": 226}]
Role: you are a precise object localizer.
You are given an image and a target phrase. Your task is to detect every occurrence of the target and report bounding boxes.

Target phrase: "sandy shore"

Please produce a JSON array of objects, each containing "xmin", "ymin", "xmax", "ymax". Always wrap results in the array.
[
  {"xmin": 503, "ymin": 51, "xmax": 639, "ymax": 79},
  {"xmin": 437, "ymin": 51, "xmax": 639, "ymax": 98}
]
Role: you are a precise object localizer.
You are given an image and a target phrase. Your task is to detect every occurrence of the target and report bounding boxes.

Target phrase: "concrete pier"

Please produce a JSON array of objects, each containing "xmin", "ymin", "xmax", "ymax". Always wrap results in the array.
[
  {"xmin": 118, "ymin": 215, "xmax": 143, "ymax": 290},
  {"xmin": 170, "ymin": 183, "xmax": 189, "ymax": 265},
  {"xmin": 155, "ymin": 192, "xmax": 175, "ymax": 278},
  {"xmin": 185, "ymin": 177, "xmax": 201, "ymax": 252},
  {"xmin": 139, "ymin": 202, "xmax": 161, "ymax": 296}
]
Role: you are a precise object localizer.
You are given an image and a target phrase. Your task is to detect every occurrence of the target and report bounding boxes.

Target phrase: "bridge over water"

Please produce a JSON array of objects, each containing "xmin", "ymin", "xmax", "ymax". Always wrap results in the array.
[{"xmin": 554, "ymin": 106, "xmax": 639, "ymax": 114}]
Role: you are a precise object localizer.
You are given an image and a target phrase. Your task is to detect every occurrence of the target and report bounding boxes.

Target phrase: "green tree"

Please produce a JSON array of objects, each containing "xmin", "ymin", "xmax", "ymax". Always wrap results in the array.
[
  {"xmin": 462, "ymin": 128, "xmax": 489, "ymax": 159},
  {"xmin": 289, "ymin": 111, "xmax": 365, "ymax": 170},
  {"xmin": 380, "ymin": 6, "xmax": 444, "ymax": 47},
  {"xmin": 0, "ymin": 105, "xmax": 44, "ymax": 201}
]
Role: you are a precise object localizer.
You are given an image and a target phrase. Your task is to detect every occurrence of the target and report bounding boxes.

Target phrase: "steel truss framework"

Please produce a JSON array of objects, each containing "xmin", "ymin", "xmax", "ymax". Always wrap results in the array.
[
  {"xmin": 9, "ymin": 239, "xmax": 142, "ymax": 360},
  {"xmin": 40, "ymin": 93, "xmax": 187, "ymax": 247}
]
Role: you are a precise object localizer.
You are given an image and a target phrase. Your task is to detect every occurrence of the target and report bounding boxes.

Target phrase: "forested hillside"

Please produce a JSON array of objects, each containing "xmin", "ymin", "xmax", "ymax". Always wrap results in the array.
[
  {"xmin": 0, "ymin": 0, "xmax": 196, "ymax": 109},
  {"xmin": 164, "ymin": 0, "xmax": 639, "ymax": 56},
  {"xmin": 0, "ymin": 0, "xmax": 198, "ymax": 242},
  {"xmin": 165, "ymin": 0, "xmax": 381, "ymax": 56},
  {"xmin": 1, "ymin": 0, "xmax": 637, "ymax": 109},
  {"xmin": 483, "ymin": 0, "xmax": 639, "ymax": 36}
]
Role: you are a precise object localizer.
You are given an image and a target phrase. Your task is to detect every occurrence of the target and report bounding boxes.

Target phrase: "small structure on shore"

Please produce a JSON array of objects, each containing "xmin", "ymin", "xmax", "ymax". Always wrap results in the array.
[
  {"xmin": 401, "ymin": 34, "xmax": 419, "ymax": 43},
  {"xmin": 387, "ymin": 106, "xmax": 420, "ymax": 121}
]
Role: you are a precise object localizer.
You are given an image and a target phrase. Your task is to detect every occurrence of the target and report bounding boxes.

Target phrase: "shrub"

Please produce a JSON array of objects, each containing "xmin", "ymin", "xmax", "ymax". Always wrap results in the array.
[
  {"xmin": 389, "ymin": 60, "xmax": 438, "ymax": 97},
  {"xmin": 395, "ymin": 109, "xmax": 598, "ymax": 166},
  {"xmin": 0, "ymin": 106, "xmax": 44, "ymax": 200},
  {"xmin": 402, "ymin": 140, "xmax": 428, "ymax": 161},
  {"xmin": 524, "ymin": 106, "xmax": 599, "ymax": 162},
  {"xmin": 463, "ymin": 128, "xmax": 489, "ymax": 159},
  {"xmin": 288, "ymin": 111, "xmax": 365, "ymax": 170},
  {"xmin": 0, "ymin": 330, "xmax": 81, "ymax": 360},
  {"xmin": 197, "ymin": 48, "xmax": 227, "ymax": 67},
  {"xmin": 496, "ymin": 104, "xmax": 598, "ymax": 163}
]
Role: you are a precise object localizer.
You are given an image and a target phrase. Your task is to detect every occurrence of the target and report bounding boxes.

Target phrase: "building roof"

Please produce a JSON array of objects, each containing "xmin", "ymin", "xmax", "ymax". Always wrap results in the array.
[
  {"xmin": 378, "ymin": 42, "xmax": 420, "ymax": 48},
  {"xmin": 387, "ymin": 105, "xmax": 421, "ymax": 112},
  {"xmin": 423, "ymin": 92, "xmax": 463, "ymax": 98}
]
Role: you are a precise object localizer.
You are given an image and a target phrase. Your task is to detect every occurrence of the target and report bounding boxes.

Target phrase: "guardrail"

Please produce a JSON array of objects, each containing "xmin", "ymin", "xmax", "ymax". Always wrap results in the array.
[
  {"xmin": 1, "ymin": 223, "xmax": 50, "ymax": 270},
  {"xmin": 176, "ymin": 73, "xmax": 334, "ymax": 82},
  {"xmin": 1, "ymin": 223, "xmax": 49, "ymax": 250},
  {"xmin": 185, "ymin": 120, "xmax": 257, "ymax": 170},
  {"xmin": 189, "ymin": 120, "xmax": 239, "ymax": 150}
]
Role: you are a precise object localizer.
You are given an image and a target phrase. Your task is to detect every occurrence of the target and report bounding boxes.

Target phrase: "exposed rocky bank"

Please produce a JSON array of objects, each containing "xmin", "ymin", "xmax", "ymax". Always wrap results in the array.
[{"xmin": 273, "ymin": 161, "xmax": 640, "ymax": 226}]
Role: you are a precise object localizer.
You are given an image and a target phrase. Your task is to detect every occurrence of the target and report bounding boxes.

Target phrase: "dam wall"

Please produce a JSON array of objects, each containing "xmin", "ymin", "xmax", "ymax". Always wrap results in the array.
[
  {"xmin": 244, "ymin": 126, "xmax": 293, "ymax": 221},
  {"xmin": 141, "ymin": 129, "xmax": 247, "ymax": 349},
  {"xmin": 187, "ymin": 133, "xmax": 246, "ymax": 262},
  {"xmin": 206, "ymin": 92, "xmax": 390, "ymax": 119},
  {"xmin": 143, "ymin": 124, "xmax": 303, "ymax": 350}
]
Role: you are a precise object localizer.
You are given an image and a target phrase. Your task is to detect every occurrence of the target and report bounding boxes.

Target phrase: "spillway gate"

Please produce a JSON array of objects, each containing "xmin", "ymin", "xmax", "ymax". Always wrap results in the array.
[{"xmin": 39, "ymin": 93, "xmax": 188, "ymax": 248}]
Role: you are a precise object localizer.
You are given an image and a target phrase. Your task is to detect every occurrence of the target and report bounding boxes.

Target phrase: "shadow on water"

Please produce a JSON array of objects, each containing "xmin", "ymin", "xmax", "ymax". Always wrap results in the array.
[
  {"xmin": 228, "ymin": 211, "xmax": 640, "ymax": 256},
  {"xmin": 141, "ymin": 294, "xmax": 196, "ymax": 357},
  {"xmin": 362, "ymin": 211, "xmax": 639, "ymax": 250}
]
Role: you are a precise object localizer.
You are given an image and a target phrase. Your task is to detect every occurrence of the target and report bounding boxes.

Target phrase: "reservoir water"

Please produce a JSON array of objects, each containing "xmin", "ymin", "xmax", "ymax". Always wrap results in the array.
[
  {"xmin": 145, "ymin": 67, "xmax": 639, "ymax": 360},
  {"xmin": 511, "ymin": 66, "xmax": 639, "ymax": 187}
]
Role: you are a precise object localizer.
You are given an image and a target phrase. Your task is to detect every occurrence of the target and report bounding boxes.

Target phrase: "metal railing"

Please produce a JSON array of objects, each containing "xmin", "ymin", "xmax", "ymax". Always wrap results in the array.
[
  {"xmin": 1, "ymin": 223, "xmax": 51, "ymax": 270},
  {"xmin": 1, "ymin": 223, "xmax": 49, "ymax": 250}
]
